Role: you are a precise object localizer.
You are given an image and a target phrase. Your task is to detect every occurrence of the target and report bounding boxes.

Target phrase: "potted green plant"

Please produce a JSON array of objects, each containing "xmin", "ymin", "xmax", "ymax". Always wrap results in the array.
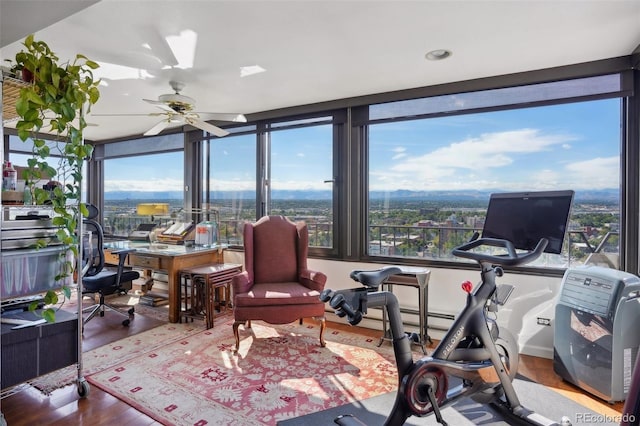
[{"xmin": 9, "ymin": 34, "xmax": 100, "ymax": 322}]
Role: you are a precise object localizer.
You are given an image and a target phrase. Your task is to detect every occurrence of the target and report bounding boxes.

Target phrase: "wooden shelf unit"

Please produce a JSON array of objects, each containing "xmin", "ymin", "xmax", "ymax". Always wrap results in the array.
[{"xmin": 2, "ymin": 74, "xmax": 30, "ymax": 124}]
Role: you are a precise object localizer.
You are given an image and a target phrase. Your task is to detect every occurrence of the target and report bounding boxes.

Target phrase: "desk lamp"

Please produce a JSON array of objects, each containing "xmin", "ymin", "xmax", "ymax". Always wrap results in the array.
[
  {"xmin": 136, "ymin": 203, "xmax": 169, "ymax": 222},
  {"xmin": 135, "ymin": 203, "xmax": 170, "ymax": 241}
]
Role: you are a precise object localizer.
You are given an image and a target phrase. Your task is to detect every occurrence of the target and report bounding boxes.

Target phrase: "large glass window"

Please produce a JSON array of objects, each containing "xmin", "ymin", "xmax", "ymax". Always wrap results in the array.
[
  {"xmin": 103, "ymin": 151, "xmax": 184, "ymax": 237},
  {"xmin": 368, "ymin": 98, "xmax": 621, "ymax": 268},
  {"xmin": 203, "ymin": 132, "xmax": 256, "ymax": 245},
  {"xmin": 201, "ymin": 116, "xmax": 336, "ymax": 249},
  {"xmin": 267, "ymin": 117, "xmax": 334, "ymax": 248}
]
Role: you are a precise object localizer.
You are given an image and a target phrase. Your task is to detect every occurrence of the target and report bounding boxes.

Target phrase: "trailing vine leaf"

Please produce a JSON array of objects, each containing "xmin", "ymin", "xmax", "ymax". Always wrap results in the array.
[{"xmin": 9, "ymin": 35, "xmax": 100, "ymax": 322}]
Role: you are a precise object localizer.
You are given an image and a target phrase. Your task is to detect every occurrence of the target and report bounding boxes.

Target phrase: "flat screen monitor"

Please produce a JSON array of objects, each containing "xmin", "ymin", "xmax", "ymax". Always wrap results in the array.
[{"xmin": 481, "ymin": 190, "xmax": 575, "ymax": 254}]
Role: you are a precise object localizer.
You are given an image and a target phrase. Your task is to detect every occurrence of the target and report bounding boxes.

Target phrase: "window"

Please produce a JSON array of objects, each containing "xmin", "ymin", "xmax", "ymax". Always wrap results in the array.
[
  {"xmin": 368, "ymin": 96, "xmax": 621, "ymax": 269},
  {"xmin": 97, "ymin": 133, "xmax": 184, "ymax": 237},
  {"xmin": 203, "ymin": 132, "xmax": 256, "ymax": 245},
  {"xmin": 267, "ymin": 117, "xmax": 334, "ymax": 248},
  {"xmin": 201, "ymin": 115, "xmax": 339, "ymax": 250},
  {"xmin": 103, "ymin": 151, "xmax": 184, "ymax": 237},
  {"xmin": 7, "ymin": 135, "xmax": 86, "ymax": 200}
]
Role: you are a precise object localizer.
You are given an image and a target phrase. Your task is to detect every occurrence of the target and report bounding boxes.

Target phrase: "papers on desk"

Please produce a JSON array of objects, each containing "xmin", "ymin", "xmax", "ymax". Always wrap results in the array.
[{"xmin": 163, "ymin": 221, "xmax": 193, "ymax": 236}]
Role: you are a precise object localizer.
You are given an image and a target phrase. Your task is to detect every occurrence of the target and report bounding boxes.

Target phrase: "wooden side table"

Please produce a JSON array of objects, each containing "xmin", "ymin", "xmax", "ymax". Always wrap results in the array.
[
  {"xmin": 378, "ymin": 266, "xmax": 431, "ymax": 354},
  {"xmin": 179, "ymin": 263, "xmax": 242, "ymax": 328}
]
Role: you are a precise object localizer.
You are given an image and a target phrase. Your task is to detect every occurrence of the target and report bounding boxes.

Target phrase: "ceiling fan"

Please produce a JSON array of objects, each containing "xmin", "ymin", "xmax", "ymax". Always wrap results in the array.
[{"xmin": 95, "ymin": 81, "xmax": 246, "ymax": 137}]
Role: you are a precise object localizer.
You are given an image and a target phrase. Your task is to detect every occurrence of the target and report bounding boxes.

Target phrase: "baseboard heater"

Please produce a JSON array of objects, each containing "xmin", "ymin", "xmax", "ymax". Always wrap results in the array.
[{"xmin": 323, "ymin": 307, "xmax": 455, "ymax": 332}]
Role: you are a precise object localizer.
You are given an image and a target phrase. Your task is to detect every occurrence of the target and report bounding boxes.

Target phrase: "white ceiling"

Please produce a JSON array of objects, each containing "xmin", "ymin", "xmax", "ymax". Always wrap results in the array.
[{"xmin": 1, "ymin": 0, "xmax": 639, "ymax": 142}]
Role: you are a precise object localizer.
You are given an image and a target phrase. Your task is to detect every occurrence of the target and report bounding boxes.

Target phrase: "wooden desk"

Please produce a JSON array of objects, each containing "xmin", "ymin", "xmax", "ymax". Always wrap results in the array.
[{"xmin": 104, "ymin": 241, "xmax": 226, "ymax": 323}]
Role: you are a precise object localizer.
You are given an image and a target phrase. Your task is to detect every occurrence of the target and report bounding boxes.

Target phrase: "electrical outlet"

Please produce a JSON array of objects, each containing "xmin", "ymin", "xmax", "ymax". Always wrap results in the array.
[{"xmin": 537, "ymin": 317, "xmax": 551, "ymax": 326}]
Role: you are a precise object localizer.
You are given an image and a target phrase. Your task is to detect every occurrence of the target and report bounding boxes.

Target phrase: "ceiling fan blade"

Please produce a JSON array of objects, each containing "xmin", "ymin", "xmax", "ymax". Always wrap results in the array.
[
  {"xmin": 144, "ymin": 119, "xmax": 172, "ymax": 136},
  {"xmin": 193, "ymin": 113, "xmax": 247, "ymax": 123},
  {"xmin": 184, "ymin": 117, "xmax": 229, "ymax": 137}
]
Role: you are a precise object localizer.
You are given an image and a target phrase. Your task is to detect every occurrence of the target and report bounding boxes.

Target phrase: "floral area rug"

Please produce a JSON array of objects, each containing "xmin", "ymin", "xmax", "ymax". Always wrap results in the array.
[
  {"xmin": 87, "ymin": 320, "xmax": 417, "ymax": 425},
  {"xmin": 19, "ymin": 289, "xmax": 183, "ymax": 395},
  {"xmin": 27, "ymin": 320, "xmax": 203, "ymax": 395}
]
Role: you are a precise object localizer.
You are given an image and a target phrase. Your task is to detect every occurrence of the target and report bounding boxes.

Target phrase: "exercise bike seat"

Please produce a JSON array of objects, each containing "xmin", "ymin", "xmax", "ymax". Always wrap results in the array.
[{"xmin": 350, "ymin": 266, "xmax": 402, "ymax": 288}]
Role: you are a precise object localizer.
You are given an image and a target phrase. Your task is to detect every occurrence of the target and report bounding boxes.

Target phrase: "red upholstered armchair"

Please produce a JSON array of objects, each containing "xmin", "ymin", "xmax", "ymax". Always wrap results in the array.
[{"xmin": 232, "ymin": 216, "xmax": 327, "ymax": 352}]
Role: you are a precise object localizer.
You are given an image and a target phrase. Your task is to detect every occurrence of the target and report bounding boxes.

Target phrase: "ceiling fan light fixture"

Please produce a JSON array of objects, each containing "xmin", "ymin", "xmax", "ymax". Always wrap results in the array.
[
  {"xmin": 158, "ymin": 93, "xmax": 195, "ymax": 106},
  {"xmin": 101, "ymin": 81, "xmax": 243, "ymax": 138},
  {"xmin": 425, "ymin": 49, "xmax": 452, "ymax": 61}
]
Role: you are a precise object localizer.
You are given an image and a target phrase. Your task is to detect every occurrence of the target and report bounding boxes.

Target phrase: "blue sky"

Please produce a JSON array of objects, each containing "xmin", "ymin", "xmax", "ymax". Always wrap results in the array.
[
  {"xmin": 370, "ymin": 99, "xmax": 619, "ymax": 192},
  {"xmin": 99, "ymin": 98, "xmax": 619, "ymax": 194}
]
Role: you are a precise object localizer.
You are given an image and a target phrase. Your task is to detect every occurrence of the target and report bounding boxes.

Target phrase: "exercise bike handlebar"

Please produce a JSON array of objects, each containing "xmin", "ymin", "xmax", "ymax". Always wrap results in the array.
[{"xmin": 452, "ymin": 236, "xmax": 549, "ymax": 267}]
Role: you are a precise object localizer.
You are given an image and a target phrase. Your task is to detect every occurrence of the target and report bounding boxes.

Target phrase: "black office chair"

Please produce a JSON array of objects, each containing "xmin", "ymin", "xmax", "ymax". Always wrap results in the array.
[{"xmin": 82, "ymin": 204, "xmax": 138, "ymax": 327}]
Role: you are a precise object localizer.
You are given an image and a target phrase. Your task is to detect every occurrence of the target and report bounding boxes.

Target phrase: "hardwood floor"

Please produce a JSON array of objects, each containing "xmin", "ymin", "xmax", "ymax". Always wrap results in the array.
[{"xmin": 0, "ymin": 319, "xmax": 625, "ymax": 425}]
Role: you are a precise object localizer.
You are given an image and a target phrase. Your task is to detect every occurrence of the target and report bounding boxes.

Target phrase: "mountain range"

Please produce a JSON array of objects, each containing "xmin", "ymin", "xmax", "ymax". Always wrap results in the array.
[{"xmin": 104, "ymin": 188, "xmax": 619, "ymax": 203}]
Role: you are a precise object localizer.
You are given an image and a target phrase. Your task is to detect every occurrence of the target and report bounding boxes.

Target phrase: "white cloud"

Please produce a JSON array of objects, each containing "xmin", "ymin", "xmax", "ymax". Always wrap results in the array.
[
  {"xmin": 391, "ymin": 146, "xmax": 407, "ymax": 160},
  {"xmin": 105, "ymin": 178, "xmax": 183, "ymax": 192},
  {"xmin": 371, "ymin": 128, "xmax": 579, "ymax": 191},
  {"xmin": 394, "ymin": 128, "xmax": 571, "ymax": 172},
  {"xmin": 210, "ymin": 179, "xmax": 258, "ymax": 191},
  {"xmin": 563, "ymin": 156, "xmax": 619, "ymax": 189}
]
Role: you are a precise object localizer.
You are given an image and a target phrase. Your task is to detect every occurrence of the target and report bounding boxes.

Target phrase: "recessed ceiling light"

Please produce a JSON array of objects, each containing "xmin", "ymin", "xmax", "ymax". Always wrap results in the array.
[
  {"xmin": 425, "ymin": 49, "xmax": 452, "ymax": 61},
  {"xmin": 240, "ymin": 65, "xmax": 266, "ymax": 77}
]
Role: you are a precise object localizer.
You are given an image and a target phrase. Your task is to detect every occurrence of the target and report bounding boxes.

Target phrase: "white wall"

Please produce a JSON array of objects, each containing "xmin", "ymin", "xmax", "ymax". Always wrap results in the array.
[{"xmin": 226, "ymin": 250, "xmax": 563, "ymax": 359}]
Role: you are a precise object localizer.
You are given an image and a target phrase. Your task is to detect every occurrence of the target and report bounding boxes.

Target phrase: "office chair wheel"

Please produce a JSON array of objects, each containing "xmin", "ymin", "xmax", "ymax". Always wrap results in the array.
[
  {"xmin": 122, "ymin": 319, "xmax": 130, "ymax": 326},
  {"xmin": 77, "ymin": 379, "xmax": 90, "ymax": 398}
]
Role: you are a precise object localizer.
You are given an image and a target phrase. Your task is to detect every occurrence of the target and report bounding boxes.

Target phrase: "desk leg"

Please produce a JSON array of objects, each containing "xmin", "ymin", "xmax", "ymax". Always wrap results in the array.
[
  {"xmin": 378, "ymin": 283, "xmax": 391, "ymax": 347},
  {"xmin": 379, "ymin": 281, "xmax": 430, "ymax": 354},
  {"xmin": 168, "ymin": 269, "xmax": 180, "ymax": 323},
  {"xmin": 418, "ymin": 286, "xmax": 432, "ymax": 352}
]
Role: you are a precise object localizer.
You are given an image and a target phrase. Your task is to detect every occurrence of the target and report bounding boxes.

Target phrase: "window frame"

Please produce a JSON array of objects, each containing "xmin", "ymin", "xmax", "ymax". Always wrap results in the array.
[{"xmin": 260, "ymin": 111, "xmax": 345, "ymax": 258}]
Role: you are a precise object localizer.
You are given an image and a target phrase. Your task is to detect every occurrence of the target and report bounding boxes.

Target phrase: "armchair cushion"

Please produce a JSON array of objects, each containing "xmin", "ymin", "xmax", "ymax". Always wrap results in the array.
[{"xmin": 234, "ymin": 282, "xmax": 322, "ymax": 308}]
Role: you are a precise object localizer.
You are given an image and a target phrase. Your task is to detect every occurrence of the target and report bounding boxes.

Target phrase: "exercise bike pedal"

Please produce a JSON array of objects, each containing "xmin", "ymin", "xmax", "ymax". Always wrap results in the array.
[
  {"xmin": 334, "ymin": 414, "xmax": 367, "ymax": 426},
  {"xmin": 406, "ymin": 331, "xmax": 420, "ymax": 343}
]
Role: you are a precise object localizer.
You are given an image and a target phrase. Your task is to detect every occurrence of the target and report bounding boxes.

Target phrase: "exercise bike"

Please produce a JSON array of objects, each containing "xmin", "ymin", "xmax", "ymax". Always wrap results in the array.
[{"xmin": 321, "ymin": 234, "xmax": 570, "ymax": 426}]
